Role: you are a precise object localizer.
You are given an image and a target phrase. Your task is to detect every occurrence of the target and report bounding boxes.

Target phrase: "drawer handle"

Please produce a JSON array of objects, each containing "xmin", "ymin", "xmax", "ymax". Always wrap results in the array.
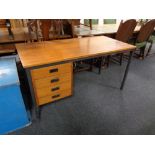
[
  {"xmin": 51, "ymin": 87, "xmax": 60, "ymax": 91},
  {"xmin": 49, "ymin": 68, "xmax": 58, "ymax": 73},
  {"xmin": 51, "ymin": 78, "xmax": 59, "ymax": 83},
  {"xmin": 52, "ymin": 94, "xmax": 60, "ymax": 99}
]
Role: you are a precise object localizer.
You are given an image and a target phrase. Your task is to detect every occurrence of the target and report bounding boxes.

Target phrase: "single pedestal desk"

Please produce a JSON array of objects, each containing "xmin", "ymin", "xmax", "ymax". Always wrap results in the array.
[{"xmin": 16, "ymin": 36, "xmax": 136, "ymax": 118}]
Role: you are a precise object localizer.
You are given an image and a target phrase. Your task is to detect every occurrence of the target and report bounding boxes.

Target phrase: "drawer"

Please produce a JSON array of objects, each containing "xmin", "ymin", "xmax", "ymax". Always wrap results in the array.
[
  {"xmin": 33, "ymin": 72, "xmax": 71, "ymax": 89},
  {"xmin": 31, "ymin": 63, "xmax": 72, "ymax": 80},
  {"xmin": 38, "ymin": 89, "xmax": 72, "ymax": 105},
  {"xmin": 35, "ymin": 81, "xmax": 71, "ymax": 98}
]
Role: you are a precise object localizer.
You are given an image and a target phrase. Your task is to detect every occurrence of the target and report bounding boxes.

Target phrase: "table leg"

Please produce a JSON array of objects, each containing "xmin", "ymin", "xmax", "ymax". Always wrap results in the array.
[
  {"xmin": 26, "ymin": 69, "xmax": 41, "ymax": 119},
  {"xmin": 89, "ymin": 19, "xmax": 92, "ymax": 30},
  {"xmin": 120, "ymin": 51, "xmax": 133, "ymax": 90}
]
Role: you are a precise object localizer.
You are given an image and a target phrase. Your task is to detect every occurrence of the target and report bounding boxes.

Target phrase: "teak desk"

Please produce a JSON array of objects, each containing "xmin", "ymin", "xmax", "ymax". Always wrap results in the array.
[{"xmin": 16, "ymin": 36, "xmax": 136, "ymax": 118}]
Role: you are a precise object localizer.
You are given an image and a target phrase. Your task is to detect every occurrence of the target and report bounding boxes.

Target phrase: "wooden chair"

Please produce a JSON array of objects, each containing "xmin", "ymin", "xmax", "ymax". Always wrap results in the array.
[
  {"xmin": 27, "ymin": 19, "xmax": 73, "ymax": 42},
  {"xmin": 39, "ymin": 19, "xmax": 52, "ymax": 41},
  {"xmin": 98, "ymin": 19, "xmax": 137, "ymax": 74},
  {"xmin": 134, "ymin": 19, "xmax": 155, "ymax": 59},
  {"xmin": 83, "ymin": 19, "xmax": 98, "ymax": 30},
  {"xmin": 27, "ymin": 19, "xmax": 39, "ymax": 42},
  {"xmin": 146, "ymin": 32, "xmax": 155, "ymax": 56}
]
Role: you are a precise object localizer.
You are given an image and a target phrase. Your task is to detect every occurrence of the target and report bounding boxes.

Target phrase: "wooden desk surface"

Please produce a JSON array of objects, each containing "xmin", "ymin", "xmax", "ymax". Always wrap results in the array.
[
  {"xmin": 74, "ymin": 24, "xmax": 141, "ymax": 37},
  {"xmin": 16, "ymin": 36, "xmax": 136, "ymax": 68}
]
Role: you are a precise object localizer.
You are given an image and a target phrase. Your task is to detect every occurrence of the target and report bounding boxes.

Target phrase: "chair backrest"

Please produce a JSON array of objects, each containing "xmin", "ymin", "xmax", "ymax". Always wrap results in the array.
[
  {"xmin": 136, "ymin": 19, "xmax": 155, "ymax": 43},
  {"xmin": 104, "ymin": 19, "xmax": 116, "ymax": 24},
  {"xmin": 115, "ymin": 19, "xmax": 137, "ymax": 43},
  {"xmin": 40, "ymin": 19, "xmax": 52, "ymax": 41},
  {"xmin": 27, "ymin": 19, "xmax": 38, "ymax": 42}
]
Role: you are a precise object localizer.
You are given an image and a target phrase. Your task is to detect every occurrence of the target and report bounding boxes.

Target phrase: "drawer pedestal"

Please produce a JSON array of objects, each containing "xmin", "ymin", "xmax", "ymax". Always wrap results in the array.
[{"xmin": 30, "ymin": 62, "xmax": 73, "ymax": 106}]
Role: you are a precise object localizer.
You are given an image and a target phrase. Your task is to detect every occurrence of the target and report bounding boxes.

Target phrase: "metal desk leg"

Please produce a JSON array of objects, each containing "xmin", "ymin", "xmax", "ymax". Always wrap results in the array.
[
  {"xmin": 26, "ymin": 69, "xmax": 41, "ymax": 119},
  {"xmin": 120, "ymin": 51, "xmax": 133, "ymax": 90}
]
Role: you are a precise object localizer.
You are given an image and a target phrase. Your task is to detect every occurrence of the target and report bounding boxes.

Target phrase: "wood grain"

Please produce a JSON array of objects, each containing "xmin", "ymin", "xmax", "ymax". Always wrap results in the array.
[
  {"xmin": 16, "ymin": 36, "xmax": 136, "ymax": 68},
  {"xmin": 35, "ymin": 81, "xmax": 72, "ymax": 98},
  {"xmin": 38, "ymin": 89, "xmax": 72, "ymax": 105},
  {"xmin": 31, "ymin": 63, "xmax": 72, "ymax": 79},
  {"xmin": 30, "ymin": 62, "xmax": 73, "ymax": 106},
  {"xmin": 33, "ymin": 73, "xmax": 72, "ymax": 89}
]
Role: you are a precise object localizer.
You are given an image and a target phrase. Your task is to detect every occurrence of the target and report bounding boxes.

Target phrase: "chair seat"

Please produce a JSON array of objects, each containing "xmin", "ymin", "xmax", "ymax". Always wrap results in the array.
[
  {"xmin": 149, "ymin": 35, "xmax": 155, "ymax": 42},
  {"xmin": 136, "ymin": 42, "xmax": 147, "ymax": 49}
]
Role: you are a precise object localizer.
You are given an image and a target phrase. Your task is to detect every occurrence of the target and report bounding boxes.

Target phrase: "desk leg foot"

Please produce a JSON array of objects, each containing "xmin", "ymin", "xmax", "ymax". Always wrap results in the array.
[
  {"xmin": 35, "ymin": 106, "xmax": 41, "ymax": 120},
  {"xmin": 98, "ymin": 57, "xmax": 103, "ymax": 74},
  {"xmin": 120, "ymin": 51, "xmax": 133, "ymax": 90},
  {"xmin": 89, "ymin": 59, "xmax": 94, "ymax": 72}
]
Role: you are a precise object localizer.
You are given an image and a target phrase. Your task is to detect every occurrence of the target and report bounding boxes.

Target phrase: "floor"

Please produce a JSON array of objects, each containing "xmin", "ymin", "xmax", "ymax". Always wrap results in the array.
[{"xmin": 11, "ymin": 45, "xmax": 155, "ymax": 135}]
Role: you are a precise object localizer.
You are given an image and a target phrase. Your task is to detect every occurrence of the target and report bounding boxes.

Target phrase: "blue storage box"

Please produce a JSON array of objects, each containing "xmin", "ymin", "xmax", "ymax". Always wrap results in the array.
[{"xmin": 0, "ymin": 58, "xmax": 30, "ymax": 134}]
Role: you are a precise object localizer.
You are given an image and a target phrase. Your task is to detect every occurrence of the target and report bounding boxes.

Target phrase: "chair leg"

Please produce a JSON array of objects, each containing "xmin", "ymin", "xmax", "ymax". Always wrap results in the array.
[
  {"xmin": 139, "ymin": 46, "xmax": 146, "ymax": 59},
  {"xmin": 89, "ymin": 59, "xmax": 94, "ymax": 72},
  {"xmin": 106, "ymin": 55, "xmax": 110, "ymax": 67},
  {"xmin": 98, "ymin": 57, "xmax": 103, "ymax": 74},
  {"xmin": 119, "ymin": 53, "xmax": 123, "ymax": 65},
  {"xmin": 146, "ymin": 41, "xmax": 153, "ymax": 56}
]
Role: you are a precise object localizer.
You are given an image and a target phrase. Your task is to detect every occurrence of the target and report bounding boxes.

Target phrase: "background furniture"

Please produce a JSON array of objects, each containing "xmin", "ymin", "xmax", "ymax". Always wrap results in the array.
[
  {"xmin": 84, "ymin": 19, "xmax": 98, "ymax": 28},
  {"xmin": 74, "ymin": 23, "xmax": 141, "ymax": 38},
  {"xmin": 0, "ymin": 19, "xmax": 12, "ymax": 36},
  {"xmin": 27, "ymin": 19, "xmax": 73, "ymax": 42},
  {"xmin": 0, "ymin": 27, "xmax": 29, "ymax": 56},
  {"xmin": 98, "ymin": 19, "xmax": 137, "ymax": 73},
  {"xmin": 134, "ymin": 19, "xmax": 155, "ymax": 59},
  {"xmin": 16, "ymin": 36, "xmax": 136, "ymax": 118},
  {"xmin": 0, "ymin": 58, "xmax": 30, "ymax": 134},
  {"xmin": 146, "ymin": 32, "xmax": 155, "ymax": 56}
]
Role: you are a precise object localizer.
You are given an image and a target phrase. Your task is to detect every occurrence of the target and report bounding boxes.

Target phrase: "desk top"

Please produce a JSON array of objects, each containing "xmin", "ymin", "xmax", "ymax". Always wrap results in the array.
[
  {"xmin": 74, "ymin": 24, "xmax": 141, "ymax": 37},
  {"xmin": 16, "ymin": 36, "xmax": 136, "ymax": 69}
]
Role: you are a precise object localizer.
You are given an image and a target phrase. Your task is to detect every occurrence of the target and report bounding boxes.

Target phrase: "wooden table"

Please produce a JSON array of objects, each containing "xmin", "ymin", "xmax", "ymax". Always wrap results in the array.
[
  {"xmin": 74, "ymin": 24, "xmax": 141, "ymax": 37},
  {"xmin": 0, "ymin": 28, "xmax": 29, "ymax": 44},
  {"xmin": 0, "ymin": 28, "xmax": 29, "ymax": 56},
  {"xmin": 0, "ymin": 27, "xmax": 72, "ymax": 55},
  {"xmin": 16, "ymin": 36, "xmax": 136, "ymax": 118}
]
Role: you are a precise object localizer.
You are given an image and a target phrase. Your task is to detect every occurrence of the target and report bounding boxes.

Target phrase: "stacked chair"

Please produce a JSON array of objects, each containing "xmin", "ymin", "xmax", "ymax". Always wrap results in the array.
[
  {"xmin": 97, "ymin": 19, "xmax": 155, "ymax": 74},
  {"xmin": 27, "ymin": 19, "xmax": 73, "ymax": 42},
  {"xmin": 134, "ymin": 19, "xmax": 155, "ymax": 59},
  {"xmin": 146, "ymin": 30, "xmax": 155, "ymax": 56}
]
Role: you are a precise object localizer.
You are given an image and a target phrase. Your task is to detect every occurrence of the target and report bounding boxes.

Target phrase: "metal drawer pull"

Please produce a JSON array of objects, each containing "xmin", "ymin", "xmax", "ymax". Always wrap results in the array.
[
  {"xmin": 51, "ymin": 78, "xmax": 59, "ymax": 83},
  {"xmin": 52, "ymin": 94, "xmax": 60, "ymax": 99},
  {"xmin": 51, "ymin": 87, "xmax": 60, "ymax": 91},
  {"xmin": 49, "ymin": 68, "xmax": 58, "ymax": 73}
]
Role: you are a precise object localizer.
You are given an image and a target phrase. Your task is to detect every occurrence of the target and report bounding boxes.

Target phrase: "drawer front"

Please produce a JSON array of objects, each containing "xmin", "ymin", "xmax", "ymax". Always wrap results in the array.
[
  {"xmin": 31, "ymin": 63, "xmax": 72, "ymax": 80},
  {"xmin": 35, "ymin": 81, "xmax": 71, "ymax": 98},
  {"xmin": 38, "ymin": 89, "xmax": 72, "ymax": 105},
  {"xmin": 34, "ymin": 73, "xmax": 71, "ymax": 89}
]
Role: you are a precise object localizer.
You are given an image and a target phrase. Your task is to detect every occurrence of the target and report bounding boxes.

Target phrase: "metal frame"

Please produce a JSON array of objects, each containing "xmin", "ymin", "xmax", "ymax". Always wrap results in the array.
[
  {"xmin": 25, "ymin": 69, "xmax": 41, "ymax": 119},
  {"xmin": 24, "ymin": 49, "xmax": 135, "ymax": 119},
  {"xmin": 120, "ymin": 51, "xmax": 133, "ymax": 90}
]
